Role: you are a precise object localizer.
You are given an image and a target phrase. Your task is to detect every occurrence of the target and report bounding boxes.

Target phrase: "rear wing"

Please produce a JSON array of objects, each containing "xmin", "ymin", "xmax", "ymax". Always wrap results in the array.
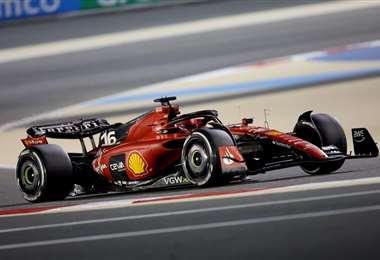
[
  {"xmin": 348, "ymin": 128, "xmax": 379, "ymax": 159},
  {"xmin": 22, "ymin": 118, "xmax": 114, "ymax": 154},
  {"xmin": 26, "ymin": 118, "xmax": 111, "ymax": 139}
]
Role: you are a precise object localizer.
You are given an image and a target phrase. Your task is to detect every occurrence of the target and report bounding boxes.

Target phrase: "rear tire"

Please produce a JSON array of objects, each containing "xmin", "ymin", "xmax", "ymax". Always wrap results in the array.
[
  {"xmin": 299, "ymin": 113, "xmax": 347, "ymax": 175},
  {"xmin": 16, "ymin": 144, "xmax": 73, "ymax": 202}
]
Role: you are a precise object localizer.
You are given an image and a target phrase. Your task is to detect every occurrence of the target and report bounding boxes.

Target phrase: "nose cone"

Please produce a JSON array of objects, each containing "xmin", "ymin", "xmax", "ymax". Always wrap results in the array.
[
  {"xmin": 262, "ymin": 130, "xmax": 328, "ymax": 161},
  {"xmin": 305, "ymin": 145, "xmax": 329, "ymax": 160}
]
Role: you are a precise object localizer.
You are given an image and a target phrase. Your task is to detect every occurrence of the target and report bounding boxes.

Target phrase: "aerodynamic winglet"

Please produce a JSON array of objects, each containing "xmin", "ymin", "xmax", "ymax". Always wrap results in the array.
[{"xmin": 348, "ymin": 128, "xmax": 379, "ymax": 159}]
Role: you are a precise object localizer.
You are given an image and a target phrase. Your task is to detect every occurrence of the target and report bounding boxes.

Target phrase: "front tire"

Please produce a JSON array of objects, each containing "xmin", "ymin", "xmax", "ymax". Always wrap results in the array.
[
  {"xmin": 298, "ymin": 113, "xmax": 347, "ymax": 175},
  {"xmin": 182, "ymin": 131, "xmax": 219, "ymax": 186},
  {"xmin": 16, "ymin": 144, "xmax": 73, "ymax": 202},
  {"xmin": 182, "ymin": 128, "xmax": 236, "ymax": 186}
]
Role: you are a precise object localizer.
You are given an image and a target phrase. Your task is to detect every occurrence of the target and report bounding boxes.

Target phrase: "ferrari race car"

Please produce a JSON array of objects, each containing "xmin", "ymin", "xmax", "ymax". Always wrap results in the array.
[{"xmin": 16, "ymin": 97, "xmax": 378, "ymax": 202}]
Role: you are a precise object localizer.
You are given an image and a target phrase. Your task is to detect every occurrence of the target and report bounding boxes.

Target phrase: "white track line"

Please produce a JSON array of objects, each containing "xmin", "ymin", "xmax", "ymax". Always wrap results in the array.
[
  {"xmin": 1, "ymin": 176, "xmax": 378, "ymax": 218},
  {"xmin": 122, "ymin": 176, "xmax": 380, "ymax": 207},
  {"xmin": 0, "ymin": 204, "xmax": 380, "ymax": 250},
  {"xmin": 1, "ymin": 189, "xmax": 379, "ymax": 234},
  {"xmin": 0, "ymin": 1, "xmax": 379, "ymax": 64}
]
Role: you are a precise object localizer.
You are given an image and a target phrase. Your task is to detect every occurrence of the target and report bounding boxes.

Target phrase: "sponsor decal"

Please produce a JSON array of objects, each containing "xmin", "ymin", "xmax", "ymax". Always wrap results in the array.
[
  {"xmin": 92, "ymin": 156, "xmax": 100, "ymax": 174},
  {"xmin": 100, "ymin": 164, "xmax": 107, "ymax": 171},
  {"xmin": 222, "ymin": 147, "xmax": 235, "ymax": 165},
  {"xmin": 353, "ymin": 129, "xmax": 365, "ymax": 143},
  {"xmin": 219, "ymin": 146, "xmax": 245, "ymax": 167},
  {"xmin": 272, "ymin": 140, "xmax": 291, "ymax": 149},
  {"xmin": 0, "ymin": 0, "xmax": 80, "ymax": 21},
  {"xmin": 110, "ymin": 161, "xmax": 125, "ymax": 172},
  {"xmin": 322, "ymin": 145, "xmax": 341, "ymax": 155},
  {"xmin": 128, "ymin": 151, "xmax": 148, "ymax": 176},
  {"xmin": 92, "ymin": 149, "xmax": 108, "ymax": 175},
  {"xmin": 265, "ymin": 130, "xmax": 282, "ymax": 137},
  {"xmin": 218, "ymin": 146, "xmax": 247, "ymax": 175},
  {"xmin": 163, "ymin": 176, "xmax": 190, "ymax": 185},
  {"xmin": 109, "ymin": 154, "xmax": 128, "ymax": 182},
  {"xmin": 31, "ymin": 119, "xmax": 108, "ymax": 136},
  {"xmin": 300, "ymin": 121, "xmax": 315, "ymax": 128},
  {"xmin": 113, "ymin": 180, "xmax": 141, "ymax": 187},
  {"xmin": 21, "ymin": 136, "xmax": 47, "ymax": 147},
  {"xmin": 126, "ymin": 180, "xmax": 139, "ymax": 185},
  {"xmin": 80, "ymin": 0, "xmax": 166, "ymax": 10},
  {"xmin": 113, "ymin": 180, "xmax": 128, "ymax": 186}
]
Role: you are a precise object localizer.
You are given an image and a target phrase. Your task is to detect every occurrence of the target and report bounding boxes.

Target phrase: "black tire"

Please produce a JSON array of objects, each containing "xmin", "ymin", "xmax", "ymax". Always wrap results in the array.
[
  {"xmin": 301, "ymin": 113, "xmax": 347, "ymax": 175},
  {"xmin": 181, "ymin": 129, "xmax": 234, "ymax": 186},
  {"xmin": 16, "ymin": 144, "xmax": 73, "ymax": 202}
]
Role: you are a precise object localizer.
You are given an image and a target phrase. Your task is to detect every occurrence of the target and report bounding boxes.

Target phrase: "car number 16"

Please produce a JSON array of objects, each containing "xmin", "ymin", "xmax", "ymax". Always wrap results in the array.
[{"xmin": 100, "ymin": 130, "xmax": 117, "ymax": 146}]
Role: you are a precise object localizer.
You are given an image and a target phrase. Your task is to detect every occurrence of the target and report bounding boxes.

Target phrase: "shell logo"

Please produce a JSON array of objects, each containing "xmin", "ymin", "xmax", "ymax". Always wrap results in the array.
[{"xmin": 127, "ymin": 151, "xmax": 147, "ymax": 175}]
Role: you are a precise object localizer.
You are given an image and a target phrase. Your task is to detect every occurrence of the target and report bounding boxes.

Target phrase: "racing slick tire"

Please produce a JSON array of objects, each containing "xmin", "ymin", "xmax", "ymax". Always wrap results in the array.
[
  {"xmin": 16, "ymin": 144, "xmax": 74, "ymax": 202},
  {"xmin": 300, "ymin": 113, "xmax": 347, "ymax": 175},
  {"xmin": 181, "ymin": 128, "xmax": 234, "ymax": 186}
]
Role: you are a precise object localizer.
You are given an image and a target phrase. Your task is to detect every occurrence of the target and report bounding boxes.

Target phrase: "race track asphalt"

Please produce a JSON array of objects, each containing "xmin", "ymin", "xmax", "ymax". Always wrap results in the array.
[{"xmin": 0, "ymin": 158, "xmax": 380, "ymax": 259}]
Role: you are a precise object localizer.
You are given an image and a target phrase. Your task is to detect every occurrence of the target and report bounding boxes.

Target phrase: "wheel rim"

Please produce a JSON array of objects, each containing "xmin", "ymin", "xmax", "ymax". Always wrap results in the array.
[
  {"xmin": 188, "ymin": 144, "xmax": 209, "ymax": 175},
  {"xmin": 19, "ymin": 160, "xmax": 41, "ymax": 194},
  {"xmin": 23, "ymin": 166, "xmax": 35, "ymax": 185},
  {"xmin": 185, "ymin": 139, "xmax": 211, "ymax": 183},
  {"xmin": 191, "ymin": 150, "xmax": 203, "ymax": 167}
]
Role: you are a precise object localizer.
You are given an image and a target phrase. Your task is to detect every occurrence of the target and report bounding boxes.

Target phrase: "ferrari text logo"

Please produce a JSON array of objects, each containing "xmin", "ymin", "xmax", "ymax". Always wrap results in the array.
[{"xmin": 128, "ymin": 151, "xmax": 147, "ymax": 175}]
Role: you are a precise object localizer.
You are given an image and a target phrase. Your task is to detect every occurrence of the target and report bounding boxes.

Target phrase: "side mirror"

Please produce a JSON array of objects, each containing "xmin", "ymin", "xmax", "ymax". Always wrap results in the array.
[
  {"xmin": 241, "ymin": 118, "xmax": 254, "ymax": 127},
  {"xmin": 153, "ymin": 96, "xmax": 177, "ymax": 106}
]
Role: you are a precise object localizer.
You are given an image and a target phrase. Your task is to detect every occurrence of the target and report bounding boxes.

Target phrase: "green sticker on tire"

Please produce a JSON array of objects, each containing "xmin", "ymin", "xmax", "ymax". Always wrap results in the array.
[{"xmin": 23, "ymin": 166, "xmax": 34, "ymax": 185}]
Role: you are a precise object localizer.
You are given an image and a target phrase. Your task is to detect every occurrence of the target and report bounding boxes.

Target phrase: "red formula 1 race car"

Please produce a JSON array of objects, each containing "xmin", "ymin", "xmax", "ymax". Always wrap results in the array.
[{"xmin": 16, "ymin": 97, "xmax": 378, "ymax": 202}]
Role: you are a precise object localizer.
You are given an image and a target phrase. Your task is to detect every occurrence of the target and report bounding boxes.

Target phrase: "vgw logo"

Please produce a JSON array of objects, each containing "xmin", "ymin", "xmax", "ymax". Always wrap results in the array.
[
  {"xmin": 163, "ymin": 176, "xmax": 190, "ymax": 185},
  {"xmin": 0, "ymin": 0, "xmax": 63, "ymax": 20}
]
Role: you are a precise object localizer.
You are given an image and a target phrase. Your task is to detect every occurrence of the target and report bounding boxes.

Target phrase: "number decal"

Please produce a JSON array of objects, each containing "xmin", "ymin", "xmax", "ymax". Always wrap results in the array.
[{"xmin": 100, "ymin": 131, "xmax": 117, "ymax": 146}]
